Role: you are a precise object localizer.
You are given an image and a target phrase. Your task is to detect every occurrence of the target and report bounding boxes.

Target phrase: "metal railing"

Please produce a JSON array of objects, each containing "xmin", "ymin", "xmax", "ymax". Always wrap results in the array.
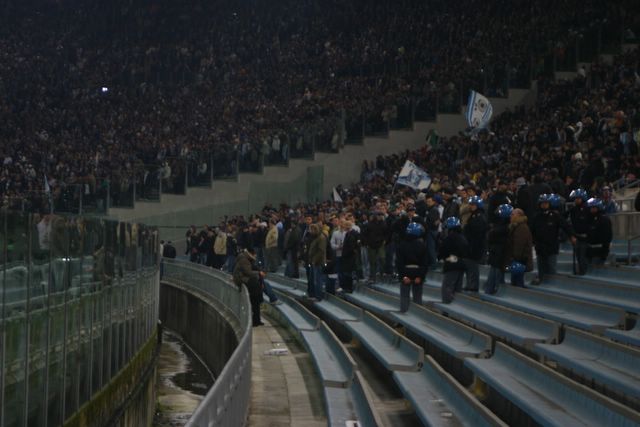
[
  {"xmin": 0, "ymin": 212, "xmax": 160, "ymax": 427},
  {"xmin": 612, "ymin": 178, "xmax": 640, "ymax": 195},
  {"xmin": 162, "ymin": 259, "xmax": 252, "ymax": 427},
  {"xmin": 609, "ymin": 211, "xmax": 640, "ymax": 264}
]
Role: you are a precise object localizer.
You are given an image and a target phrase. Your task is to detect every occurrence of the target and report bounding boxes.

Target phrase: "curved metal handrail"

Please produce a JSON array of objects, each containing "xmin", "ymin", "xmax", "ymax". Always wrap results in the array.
[{"xmin": 161, "ymin": 259, "xmax": 253, "ymax": 427}]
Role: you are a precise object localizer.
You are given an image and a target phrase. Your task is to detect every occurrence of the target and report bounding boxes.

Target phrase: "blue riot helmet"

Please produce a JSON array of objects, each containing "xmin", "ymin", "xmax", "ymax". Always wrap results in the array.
[
  {"xmin": 586, "ymin": 197, "xmax": 603, "ymax": 211},
  {"xmin": 406, "ymin": 222, "xmax": 424, "ymax": 237},
  {"xmin": 548, "ymin": 194, "xmax": 561, "ymax": 209},
  {"xmin": 445, "ymin": 216, "xmax": 461, "ymax": 229},
  {"xmin": 497, "ymin": 204, "xmax": 514, "ymax": 219},
  {"xmin": 508, "ymin": 261, "xmax": 526, "ymax": 274},
  {"xmin": 467, "ymin": 195, "xmax": 485, "ymax": 210},
  {"xmin": 538, "ymin": 193, "xmax": 551, "ymax": 204},
  {"xmin": 569, "ymin": 188, "xmax": 588, "ymax": 201}
]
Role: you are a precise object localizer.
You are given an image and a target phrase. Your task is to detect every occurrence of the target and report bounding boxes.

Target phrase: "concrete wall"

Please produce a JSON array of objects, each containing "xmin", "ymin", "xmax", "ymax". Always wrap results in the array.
[
  {"xmin": 159, "ymin": 281, "xmax": 239, "ymax": 377},
  {"xmin": 109, "ymin": 84, "xmax": 536, "ymax": 239}
]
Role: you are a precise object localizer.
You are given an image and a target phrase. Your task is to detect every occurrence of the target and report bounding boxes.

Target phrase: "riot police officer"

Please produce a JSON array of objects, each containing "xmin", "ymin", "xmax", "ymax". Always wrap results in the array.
[
  {"xmin": 530, "ymin": 194, "xmax": 574, "ymax": 284},
  {"xmin": 463, "ymin": 196, "xmax": 488, "ymax": 291},
  {"xmin": 568, "ymin": 189, "xmax": 590, "ymax": 275},
  {"xmin": 484, "ymin": 204, "xmax": 512, "ymax": 294},
  {"xmin": 586, "ymin": 198, "xmax": 613, "ymax": 265},
  {"xmin": 438, "ymin": 217, "xmax": 470, "ymax": 303},
  {"xmin": 396, "ymin": 222, "xmax": 428, "ymax": 312}
]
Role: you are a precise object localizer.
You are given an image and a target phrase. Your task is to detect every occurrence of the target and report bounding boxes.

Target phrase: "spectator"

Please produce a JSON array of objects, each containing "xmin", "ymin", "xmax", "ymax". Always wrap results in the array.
[{"xmin": 505, "ymin": 209, "xmax": 533, "ymax": 287}]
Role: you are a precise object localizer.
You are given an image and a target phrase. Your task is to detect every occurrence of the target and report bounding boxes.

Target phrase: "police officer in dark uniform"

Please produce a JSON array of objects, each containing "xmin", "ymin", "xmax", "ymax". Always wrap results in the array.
[
  {"xmin": 586, "ymin": 198, "xmax": 613, "ymax": 265},
  {"xmin": 568, "ymin": 189, "xmax": 590, "ymax": 274},
  {"xmin": 484, "ymin": 204, "xmax": 512, "ymax": 294},
  {"xmin": 438, "ymin": 217, "xmax": 470, "ymax": 303},
  {"xmin": 396, "ymin": 222, "xmax": 428, "ymax": 312},
  {"xmin": 463, "ymin": 196, "xmax": 488, "ymax": 291},
  {"xmin": 530, "ymin": 194, "xmax": 574, "ymax": 284}
]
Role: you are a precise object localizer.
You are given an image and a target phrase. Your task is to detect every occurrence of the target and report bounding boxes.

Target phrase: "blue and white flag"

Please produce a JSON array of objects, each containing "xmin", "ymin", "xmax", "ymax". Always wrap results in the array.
[
  {"xmin": 396, "ymin": 161, "xmax": 431, "ymax": 191},
  {"xmin": 466, "ymin": 90, "xmax": 493, "ymax": 130}
]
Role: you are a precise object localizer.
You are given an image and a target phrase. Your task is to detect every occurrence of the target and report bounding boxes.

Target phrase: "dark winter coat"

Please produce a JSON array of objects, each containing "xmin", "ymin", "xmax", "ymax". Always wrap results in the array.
[
  {"xmin": 308, "ymin": 232, "xmax": 327, "ymax": 266},
  {"xmin": 396, "ymin": 236, "xmax": 429, "ymax": 278},
  {"xmin": 162, "ymin": 244, "xmax": 177, "ymax": 258},
  {"xmin": 516, "ymin": 186, "xmax": 533, "ymax": 217},
  {"xmin": 442, "ymin": 201, "xmax": 460, "ymax": 222},
  {"xmin": 425, "ymin": 206, "xmax": 441, "ymax": 231},
  {"xmin": 233, "ymin": 251, "xmax": 260, "ymax": 297},
  {"xmin": 284, "ymin": 225, "xmax": 301, "ymax": 252},
  {"xmin": 530, "ymin": 209, "xmax": 572, "ymax": 256},
  {"xmin": 341, "ymin": 229, "xmax": 360, "ymax": 272},
  {"xmin": 236, "ymin": 229, "xmax": 252, "ymax": 250},
  {"xmin": 488, "ymin": 191, "xmax": 512, "ymax": 224},
  {"xmin": 587, "ymin": 212, "xmax": 613, "ymax": 259},
  {"xmin": 569, "ymin": 203, "xmax": 590, "ymax": 237},
  {"xmin": 438, "ymin": 230, "xmax": 470, "ymax": 272},
  {"xmin": 361, "ymin": 218, "xmax": 389, "ymax": 248},
  {"xmin": 464, "ymin": 209, "xmax": 489, "ymax": 261},
  {"xmin": 487, "ymin": 221, "xmax": 509, "ymax": 268}
]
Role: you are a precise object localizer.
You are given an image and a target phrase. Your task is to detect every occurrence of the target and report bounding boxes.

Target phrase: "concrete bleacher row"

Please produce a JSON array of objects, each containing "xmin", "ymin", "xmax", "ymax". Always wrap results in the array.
[
  {"xmin": 265, "ymin": 291, "xmax": 384, "ymax": 426},
  {"xmin": 267, "ymin": 278, "xmax": 506, "ymax": 426},
  {"xmin": 465, "ymin": 343, "xmax": 640, "ymax": 427},
  {"xmin": 266, "ymin": 267, "xmax": 640, "ymax": 426},
  {"xmin": 372, "ymin": 270, "xmax": 636, "ymax": 349},
  {"xmin": 535, "ymin": 327, "xmax": 640, "ymax": 407}
]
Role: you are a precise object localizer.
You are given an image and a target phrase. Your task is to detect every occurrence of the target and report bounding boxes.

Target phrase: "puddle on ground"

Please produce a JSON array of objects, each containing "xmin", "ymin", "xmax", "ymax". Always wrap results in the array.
[{"xmin": 154, "ymin": 331, "xmax": 215, "ymax": 426}]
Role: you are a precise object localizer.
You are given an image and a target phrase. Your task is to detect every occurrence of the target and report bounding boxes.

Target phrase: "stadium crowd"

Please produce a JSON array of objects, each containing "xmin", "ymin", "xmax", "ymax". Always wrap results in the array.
[
  {"xmin": 2, "ymin": 0, "xmax": 640, "ymax": 322},
  {"xmin": 177, "ymin": 43, "xmax": 640, "ymax": 320},
  {"xmin": 1, "ymin": 0, "xmax": 635, "ymax": 212}
]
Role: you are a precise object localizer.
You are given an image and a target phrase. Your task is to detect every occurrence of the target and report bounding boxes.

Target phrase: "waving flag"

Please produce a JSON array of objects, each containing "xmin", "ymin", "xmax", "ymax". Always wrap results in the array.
[
  {"xmin": 396, "ymin": 161, "xmax": 431, "ymax": 191},
  {"xmin": 332, "ymin": 187, "xmax": 343, "ymax": 203},
  {"xmin": 466, "ymin": 90, "xmax": 493, "ymax": 130}
]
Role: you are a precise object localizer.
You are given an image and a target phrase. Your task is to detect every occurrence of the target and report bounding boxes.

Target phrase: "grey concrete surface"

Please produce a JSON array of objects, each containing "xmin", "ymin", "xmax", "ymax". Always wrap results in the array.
[{"xmin": 248, "ymin": 312, "xmax": 327, "ymax": 427}]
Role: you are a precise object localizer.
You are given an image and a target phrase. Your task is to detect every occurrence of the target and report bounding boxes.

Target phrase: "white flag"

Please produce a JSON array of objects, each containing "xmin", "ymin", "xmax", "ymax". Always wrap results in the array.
[
  {"xmin": 396, "ymin": 161, "xmax": 431, "ymax": 191},
  {"xmin": 466, "ymin": 90, "xmax": 493, "ymax": 130},
  {"xmin": 44, "ymin": 174, "xmax": 50, "ymax": 194},
  {"xmin": 332, "ymin": 188, "xmax": 343, "ymax": 203}
]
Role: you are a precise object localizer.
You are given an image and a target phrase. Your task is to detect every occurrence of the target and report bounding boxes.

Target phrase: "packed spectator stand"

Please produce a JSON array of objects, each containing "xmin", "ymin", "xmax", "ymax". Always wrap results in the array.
[
  {"xmin": 3, "ymin": 0, "xmax": 640, "ymax": 424},
  {"xmin": 2, "ymin": 0, "xmax": 639, "ymax": 214}
]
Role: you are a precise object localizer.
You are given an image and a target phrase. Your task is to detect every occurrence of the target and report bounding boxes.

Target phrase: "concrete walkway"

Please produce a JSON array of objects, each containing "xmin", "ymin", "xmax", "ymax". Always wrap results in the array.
[{"xmin": 248, "ymin": 312, "xmax": 326, "ymax": 427}]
